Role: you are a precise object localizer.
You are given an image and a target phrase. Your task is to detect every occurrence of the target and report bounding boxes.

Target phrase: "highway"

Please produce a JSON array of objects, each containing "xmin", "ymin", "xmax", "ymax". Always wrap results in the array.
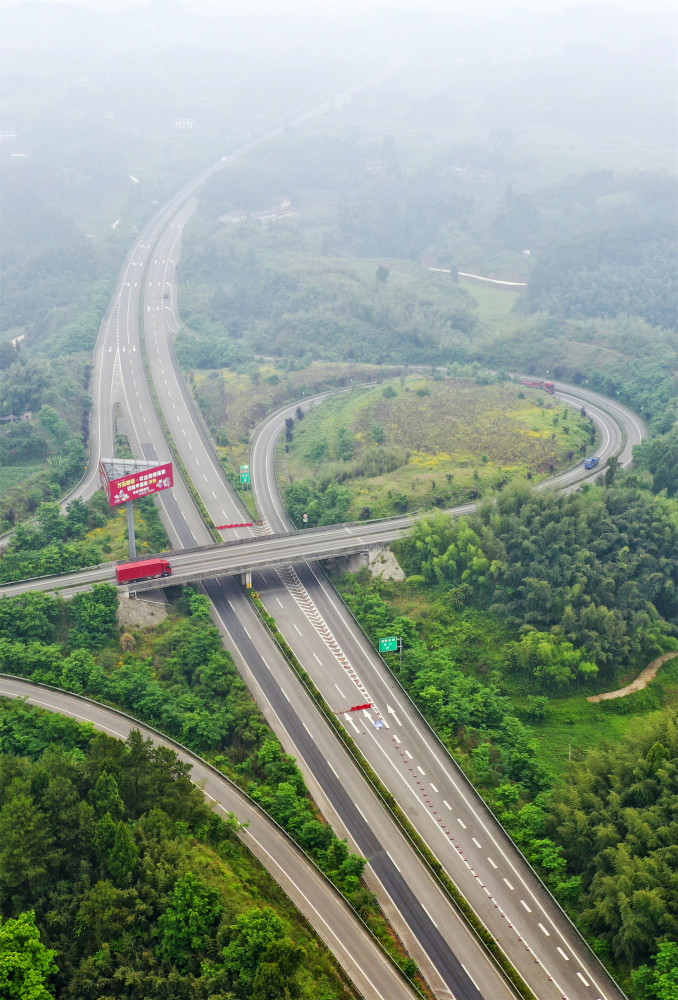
[
  {"xmin": 113, "ymin": 198, "xmax": 637, "ymax": 1000},
  {"xmin": 38, "ymin": 82, "xmax": 524, "ymax": 1000},
  {"xmin": 0, "ymin": 675, "xmax": 417, "ymax": 1000},
  {"xmin": 4, "ymin": 81, "xmax": 645, "ymax": 999},
  {"xmin": 0, "ymin": 384, "xmax": 644, "ymax": 600}
]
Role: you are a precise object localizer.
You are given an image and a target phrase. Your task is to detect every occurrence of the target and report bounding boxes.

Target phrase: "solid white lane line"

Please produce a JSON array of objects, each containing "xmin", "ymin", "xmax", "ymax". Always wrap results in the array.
[
  {"xmin": 503, "ymin": 878, "xmax": 514, "ymax": 890},
  {"xmin": 461, "ymin": 965, "xmax": 479, "ymax": 993},
  {"xmin": 520, "ymin": 899, "xmax": 532, "ymax": 913}
]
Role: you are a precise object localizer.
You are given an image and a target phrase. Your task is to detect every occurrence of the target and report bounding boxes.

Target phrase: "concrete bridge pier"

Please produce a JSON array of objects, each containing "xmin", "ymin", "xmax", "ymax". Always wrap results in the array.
[{"xmin": 241, "ymin": 570, "xmax": 252, "ymax": 589}]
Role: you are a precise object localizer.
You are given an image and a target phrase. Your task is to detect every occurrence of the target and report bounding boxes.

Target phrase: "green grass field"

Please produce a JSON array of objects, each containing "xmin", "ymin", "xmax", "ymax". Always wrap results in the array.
[
  {"xmin": 522, "ymin": 655, "xmax": 678, "ymax": 777},
  {"xmin": 0, "ymin": 461, "xmax": 48, "ymax": 498},
  {"xmin": 278, "ymin": 375, "xmax": 592, "ymax": 519}
]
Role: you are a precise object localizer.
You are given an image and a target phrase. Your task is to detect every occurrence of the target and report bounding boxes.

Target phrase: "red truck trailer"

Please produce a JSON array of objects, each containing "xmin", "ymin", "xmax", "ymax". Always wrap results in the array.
[
  {"xmin": 115, "ymin": 558, "xmax": 172, "ymax": 584},
  {"xmin": 519, "ymin": 377, "xmax": 555, "ymax": 394}
]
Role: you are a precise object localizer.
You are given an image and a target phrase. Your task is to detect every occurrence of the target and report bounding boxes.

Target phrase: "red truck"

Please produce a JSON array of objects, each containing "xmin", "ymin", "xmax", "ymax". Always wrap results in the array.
[
  {"xmin": 519, "ymin": 377, "xmax": 555, "ymax": 394},
  {"xmin": 115, "ymin": 558, "xmax": 172, "ymax": 584}
]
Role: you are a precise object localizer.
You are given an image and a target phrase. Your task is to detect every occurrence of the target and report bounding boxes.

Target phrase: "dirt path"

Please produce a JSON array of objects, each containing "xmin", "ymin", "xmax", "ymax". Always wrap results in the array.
[{"xmin": 587, "ymin": 651, "xmax": 678, "ymax": 702}]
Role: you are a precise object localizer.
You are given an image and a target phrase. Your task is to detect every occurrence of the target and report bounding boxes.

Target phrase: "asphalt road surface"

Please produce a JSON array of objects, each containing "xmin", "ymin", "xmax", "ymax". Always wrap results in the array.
[
  {"xmin": 5, "ymin": 75, "xmax": 645, "ymax": 999},
  {"xmin": 0, "ymin": 675, "xmax": 418, "ymax": 1000}
]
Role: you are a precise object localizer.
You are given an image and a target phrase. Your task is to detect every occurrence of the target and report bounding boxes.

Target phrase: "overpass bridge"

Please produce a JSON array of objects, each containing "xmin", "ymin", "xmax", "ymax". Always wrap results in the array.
[{"xmin": 0, "ymin": 512, "xmax": 431, "ymax": 598}]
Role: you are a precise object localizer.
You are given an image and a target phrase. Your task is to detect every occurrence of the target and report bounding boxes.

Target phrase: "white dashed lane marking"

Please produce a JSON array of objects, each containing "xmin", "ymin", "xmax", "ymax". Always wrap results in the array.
[
  {"xmin": 557, "ymin": 947, "xmax": 569, "ymax": 961},
  {"xmin": 444, "ymin": 800, "xmax": 452, "ymax": 810},
  {"xmin": 429, "ymin": 783, "xmax": 438, "ymax": 792},
  {"xmin": 472, "ymin": 837, "xmax": 481, "ymax": 848},
  {"xmin": 538, "ymin": 923, "xmax": 550, "ymax": 936},
  {"xmin": 520, "ymin": 900, "xmax": 532, "ymax": 913},
  {"xmin": 503, "ymin": 878, "xmax": 514, "ymax": 890},
  {"xmin": 577, "ymin": 972, "xmax": 590, "ymax": 987},
  {"xmin": 488, "ymin": 857, "xmax": 498, "ymax": 869},
  {"xmin": 457, "ymin": 818, "xmax": 467, "ymax": 829},
  {"xmin": 421, "ymin": 903, "xmax": 438, "ymax": 929}
]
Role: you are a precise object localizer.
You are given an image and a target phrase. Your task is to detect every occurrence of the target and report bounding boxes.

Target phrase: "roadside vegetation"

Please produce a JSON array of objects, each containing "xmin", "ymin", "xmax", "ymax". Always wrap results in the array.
[
  {"xmin": 332, "ymin": 474, "xmax": 678, "ymax": 992},
  {"xmin": 278, "ymin": 376, "xmax": 592, "ymax": 524},
  {"xmin": 2, "ymin": 8, "xmax": 676, "ymax": 994},
  {"xmin": 0, "ymin": 586, "xmax": 421, "ymax": 986},
  {"xmin": 0, "ymin": 493, "xmax": 168, "ymax": 585},
  {"xmin": 0, "ymin": 697, "xmax": 359, "ymax": 1000}
]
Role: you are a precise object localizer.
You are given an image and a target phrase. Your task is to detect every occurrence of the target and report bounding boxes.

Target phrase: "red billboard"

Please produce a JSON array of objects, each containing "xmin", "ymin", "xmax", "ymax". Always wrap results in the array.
[{"xmin": 100, "ymin": 461, "xmax": 174, "ymax": 507}]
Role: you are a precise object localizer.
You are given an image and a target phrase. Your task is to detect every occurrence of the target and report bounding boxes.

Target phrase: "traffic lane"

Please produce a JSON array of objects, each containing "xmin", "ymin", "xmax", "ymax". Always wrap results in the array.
[
  {"xmin": 558, "ymin": 386, "xmax": 646, "ymax": 462},
  {"xmin": 143, "ymin": 249, "xmax": 258, "ymax": 545},
  {"xmin": 257, "ymin": 570, "xmax": 586, "ymax": 1000},
  {"xmin": 206, "ymin": 575, "xmax": 513, "ymax": 1000},
  {"xmin": 0, "ymin": 678, "xmax": 415, "ymax": 1000},
  {"xmin": 282, "ymin": 561, "xmax": 625, "ymax": 1000}
]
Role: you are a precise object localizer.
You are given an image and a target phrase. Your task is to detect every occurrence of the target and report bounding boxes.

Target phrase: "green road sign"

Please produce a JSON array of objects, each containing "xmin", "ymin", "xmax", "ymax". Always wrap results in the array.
[
  {"xmin": 379, "ymin": 636, "xmax": 399, "ymax": 653},
  {"xmin": 240, "ymin": 472, "xmax": 251, "ymax": 484}
]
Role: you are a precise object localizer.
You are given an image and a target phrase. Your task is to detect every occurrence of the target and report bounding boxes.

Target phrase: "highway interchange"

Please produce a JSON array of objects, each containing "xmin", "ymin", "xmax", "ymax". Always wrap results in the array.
[{"xmin": 1, "ymin": 100, "xmax": 647, "ymax": 1000}]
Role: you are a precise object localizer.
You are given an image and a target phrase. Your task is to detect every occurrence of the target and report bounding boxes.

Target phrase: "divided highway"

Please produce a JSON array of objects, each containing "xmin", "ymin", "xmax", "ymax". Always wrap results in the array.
[
  {"xmin": 3, "ymin": 83, "xmax": 645, "ymax": 999},
  {"xmin": 120, "ymin": 201, "xmax": 637, "ymax": 999}
]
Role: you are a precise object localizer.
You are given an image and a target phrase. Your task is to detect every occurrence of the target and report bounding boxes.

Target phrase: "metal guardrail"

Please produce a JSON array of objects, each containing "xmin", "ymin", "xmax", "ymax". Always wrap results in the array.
[{"xmin": 0, "ymin": 672, "xmax": 422, "ymax": 1000}]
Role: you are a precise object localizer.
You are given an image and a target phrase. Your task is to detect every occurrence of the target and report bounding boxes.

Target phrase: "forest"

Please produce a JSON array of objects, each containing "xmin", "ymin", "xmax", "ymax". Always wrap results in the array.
[
  {"xmin": 0, "ymin": 698, "xmax": 356, "ymax": 1000},
  {"xmin": 335, "ymin": 471, "xmax": 678, "ymax": 993},
  {"xmin": 1, "ymin": 4, "xmax": 676, "ymax": 995},
  {"xmin": 0, "ymin": 585, "xmax": 414, "ymax": 985},
  {"xmin": 395, "ymin": 480, "xmax": 678, "ymax": 684}
]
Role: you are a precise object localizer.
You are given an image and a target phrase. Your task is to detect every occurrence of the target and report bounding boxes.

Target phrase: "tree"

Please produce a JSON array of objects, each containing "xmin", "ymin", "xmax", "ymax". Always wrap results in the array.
[
  {"xmin": 222, "ymin": 906, "xmax": 286, "ymax": 992},
  {"xmin": 632, "ymin": 941, "xmax": 678, "ymax": 1000},
  {"xmin": 0, "ymin": 593, "xmax": 60, "ymax": 644},
  {"xmin": 0, "ymin": 910, "xmax": 58, "ymax": 1000},
  {"xmin": 647, "ymin": 427, "xmax": 678, "ymax": 497},
  {"xmin": 376, "ymin": 265, "xmax": 389, "ymax": 286},
  {"xmin": 68, "ymin": 583, "xmax": 118, "ymax": 650},
  {"xmin": 157, "ymin": 872, "xmax": 223, "ymax": 970},
  {"xmin": 0, "ymin": 792, "xmax": 57, "ymax": 908},
  {"xmin": 604, "ymin": 454, "xmax": 620, "ymax": 485},
  {"xmin": 91, "ymin": 772, "xmax": 125, "ymax": 820},
  {"xmin": 106, "ymin": 821, "xmax": 139, "ymax": 887}
]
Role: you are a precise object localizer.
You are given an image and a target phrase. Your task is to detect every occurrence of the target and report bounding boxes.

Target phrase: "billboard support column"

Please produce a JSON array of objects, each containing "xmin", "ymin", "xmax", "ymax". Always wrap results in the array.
[{"xmin": 127, "ymin": 501, "xmax": 136, "ymax": 561}]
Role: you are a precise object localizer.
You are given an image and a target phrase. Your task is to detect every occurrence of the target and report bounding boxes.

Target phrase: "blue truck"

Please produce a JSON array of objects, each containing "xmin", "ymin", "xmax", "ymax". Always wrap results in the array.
[{"xmin": 584, "ymin": 456, "xmax": 600, "ymax": 470}]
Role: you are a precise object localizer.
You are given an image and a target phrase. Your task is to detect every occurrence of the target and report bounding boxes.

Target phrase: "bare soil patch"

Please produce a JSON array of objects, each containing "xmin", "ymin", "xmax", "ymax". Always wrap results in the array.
[{"xmin": 587, "ymin": 651, "xmax": 678, "ymax": 702}]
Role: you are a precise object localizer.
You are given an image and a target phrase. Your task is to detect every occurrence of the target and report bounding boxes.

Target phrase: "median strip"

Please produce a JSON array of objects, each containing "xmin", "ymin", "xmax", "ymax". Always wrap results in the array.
[{"xmin": 247, "ymin": 589, "xmax": 538, "ymax": 1000}]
